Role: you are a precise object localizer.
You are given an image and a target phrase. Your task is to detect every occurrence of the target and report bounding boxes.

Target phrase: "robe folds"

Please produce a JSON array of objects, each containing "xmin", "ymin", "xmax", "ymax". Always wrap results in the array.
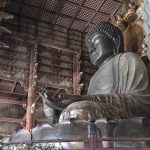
[{"xmin": 87, "ymin": 52, "xmax": 150, "ymax": 118}]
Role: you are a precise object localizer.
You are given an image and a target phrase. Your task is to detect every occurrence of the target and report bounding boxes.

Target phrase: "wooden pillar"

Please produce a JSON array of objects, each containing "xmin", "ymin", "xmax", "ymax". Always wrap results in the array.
[
  {"xmin": 72, "ymin": 55, "xmax": 78, "ymax": 95},
  {"xmin": 26, "ymin": 43, "xmax": 38, "ymax": 131}
]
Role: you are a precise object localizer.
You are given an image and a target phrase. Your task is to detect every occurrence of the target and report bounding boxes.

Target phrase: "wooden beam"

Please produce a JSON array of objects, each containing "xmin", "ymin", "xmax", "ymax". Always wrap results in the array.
[
  {"xmin": 0, "ymin": 117, "xmax": 24, "ymax": 124},
  {"xmin": 0, "ymin": 98, "xmax": 26, "ymax": 106},
  {"xmin": 0, "ymin": 91, "xmax": 26, "ymax": 96},
  {"xmin": 0, "ymin": 132, "xmax": 11, "ymax": 136},
  {"xmin": 9, "ymin": 81, "xmax": 17, "ymax": 98},
  {"xmin": 37, "ymin": 82, "xmax": 72, "ymax": 90}
]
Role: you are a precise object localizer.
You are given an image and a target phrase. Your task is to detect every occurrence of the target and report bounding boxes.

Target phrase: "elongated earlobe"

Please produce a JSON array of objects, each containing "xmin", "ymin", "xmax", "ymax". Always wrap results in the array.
[{"xmin": 113, "ymin": 47, "xmax": 117, "ymax": 55}]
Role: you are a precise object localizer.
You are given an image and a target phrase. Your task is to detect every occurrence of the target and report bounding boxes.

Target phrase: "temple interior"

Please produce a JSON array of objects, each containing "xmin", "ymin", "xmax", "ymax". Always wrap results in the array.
[{"xmin": 0, "ymin": 0, "xmax": 150, "ymax": 149}]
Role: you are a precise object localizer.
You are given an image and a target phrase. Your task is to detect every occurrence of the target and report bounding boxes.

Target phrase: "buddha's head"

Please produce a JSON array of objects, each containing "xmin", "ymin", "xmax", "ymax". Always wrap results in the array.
[{"xmin": 85, "ymin": 21, "xmax": 124, "ymax": 67}]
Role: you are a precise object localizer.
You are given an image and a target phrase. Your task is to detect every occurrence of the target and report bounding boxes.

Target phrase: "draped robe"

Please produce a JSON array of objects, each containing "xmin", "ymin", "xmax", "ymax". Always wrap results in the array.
[{"xmin": 87, "ymin": 52, "xmax": 150, "ymax": 118}]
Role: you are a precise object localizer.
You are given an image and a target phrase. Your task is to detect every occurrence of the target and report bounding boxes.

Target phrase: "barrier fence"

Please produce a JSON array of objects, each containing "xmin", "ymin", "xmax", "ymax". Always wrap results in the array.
[{"xmin": 1, "ymin": 137, "xmax": 150, "ymax": 150}]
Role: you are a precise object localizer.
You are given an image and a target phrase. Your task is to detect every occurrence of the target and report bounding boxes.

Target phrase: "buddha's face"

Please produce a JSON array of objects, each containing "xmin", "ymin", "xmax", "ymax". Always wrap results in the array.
[{"xmin": 89, "ymin": 33, "xmax": 115, "ymax": 66}]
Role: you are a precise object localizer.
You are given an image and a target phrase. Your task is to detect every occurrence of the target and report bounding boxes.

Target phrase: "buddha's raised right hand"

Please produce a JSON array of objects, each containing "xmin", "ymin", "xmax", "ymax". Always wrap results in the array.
[
  {"xmin": 39, "ymin": 91, "xmax": 83, "ymax": 110},
  {"xmin": 39, "ymin": 90, "xmax": 65, "ymax": 110}
]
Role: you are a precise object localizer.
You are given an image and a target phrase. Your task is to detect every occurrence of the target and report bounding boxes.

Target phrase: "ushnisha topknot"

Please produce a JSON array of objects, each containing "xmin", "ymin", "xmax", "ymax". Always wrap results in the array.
[{"xmin": 85, "ymin": 21, "xmax": 124, "ymax": 54}]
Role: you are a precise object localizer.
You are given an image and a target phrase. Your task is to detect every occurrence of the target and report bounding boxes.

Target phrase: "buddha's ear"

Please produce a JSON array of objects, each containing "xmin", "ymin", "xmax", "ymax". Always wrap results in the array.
[{"xmin": 113, "ymin": 47, "xmax": 117, "ymax": 55}]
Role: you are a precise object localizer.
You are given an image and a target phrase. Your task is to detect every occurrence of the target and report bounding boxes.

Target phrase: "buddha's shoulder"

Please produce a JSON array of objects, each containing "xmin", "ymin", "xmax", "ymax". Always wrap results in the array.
[
  {"xmin": 112, "ymin": 52, "xmax": 141, "ymax": 65},
  {"xmin": 120, "ymin": 52, "xmax": 139, "ymax": 58},
  {"xmin": 118, "ymin": 52, "xmax": 146, "ymax": 68},
  {"xmin": 119, "ymin": 52, "xmax": 142, "ymax": 62}
]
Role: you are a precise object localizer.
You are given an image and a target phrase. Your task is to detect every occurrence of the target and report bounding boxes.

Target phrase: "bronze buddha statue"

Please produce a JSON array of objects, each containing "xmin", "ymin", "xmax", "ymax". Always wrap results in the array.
[
  {"xmin": 38, "ymin": 22, "xmax": 150, "ymax": 148},
  {"xmin": 40, "ymin": 21, "xmax": 150, "ymax": 122},
  {"xmin": 8, "ymin": 22, "xmax": 150, "ymax": 149}
]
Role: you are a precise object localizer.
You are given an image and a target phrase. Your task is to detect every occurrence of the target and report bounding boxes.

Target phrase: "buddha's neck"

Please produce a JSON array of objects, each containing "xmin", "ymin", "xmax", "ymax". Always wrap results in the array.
[{"xmin": 97, "ymin": 54, "xmax": 115, "ymax": 69}]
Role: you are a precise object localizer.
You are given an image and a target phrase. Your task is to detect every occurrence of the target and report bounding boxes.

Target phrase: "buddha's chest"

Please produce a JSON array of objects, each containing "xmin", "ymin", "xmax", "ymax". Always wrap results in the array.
[{"xmin": 87, "ymin": 62, "xmax": 116, "ymax": 95}]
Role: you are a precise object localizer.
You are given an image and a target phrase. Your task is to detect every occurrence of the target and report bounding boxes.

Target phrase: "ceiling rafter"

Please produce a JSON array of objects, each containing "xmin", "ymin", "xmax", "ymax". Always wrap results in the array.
[
  {"xmin": 4, "ymin": 0, "xmax": 123, "ymax": 32},
  {"xmin": 52, "ymin": 0, "xmax": 66, "ymax": 24},
  {"xmin": 16, "ymin": 0, "xmax": 25, "ymax": 33},
  {"xmin": 35, "ymin": 0, "xmax": 47, "ymax": 37},
  {"xmin": 82, "ymin": 0, "xmax": 106, "ymax": 32},
  {"xmin": 8, "ymin": 0, "xmax": 72, "ymax": 21},
  {"xmin": 68, "ymin": 0, "xmax": 87, "ymax": 29},
  {"xmin": 65, "ymin": 0, "xmax": 109, "ymax": 15},
  {"xmin": 4, "ymin": 11, "xmax": 85, "ymax": 30}
]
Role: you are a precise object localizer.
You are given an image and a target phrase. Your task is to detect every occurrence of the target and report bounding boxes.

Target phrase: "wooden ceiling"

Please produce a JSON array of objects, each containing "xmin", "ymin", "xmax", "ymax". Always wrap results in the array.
[{"xmin": 4, "ymin": 0, "xmax": 123, "ymax": 32}]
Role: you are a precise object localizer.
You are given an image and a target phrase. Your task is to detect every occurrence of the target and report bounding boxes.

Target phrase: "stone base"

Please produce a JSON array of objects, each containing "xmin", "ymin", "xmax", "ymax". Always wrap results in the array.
[{"xmin": 8, "ymin": 117, "xmax": 150, "ymax": 149}]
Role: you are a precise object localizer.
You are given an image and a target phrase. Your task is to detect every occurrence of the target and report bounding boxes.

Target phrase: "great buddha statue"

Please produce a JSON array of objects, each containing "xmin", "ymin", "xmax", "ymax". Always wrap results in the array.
[
  {"xmin": 8, "ymin": 22, "xmax": 150, "ymax": 149},
  {"xmin": 40, "ymin": 21, "xmax": 150, "ymax": 121},
  {"xmin": 38, "ymin": 22, "xmax": 150, "ymax": 148}
]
